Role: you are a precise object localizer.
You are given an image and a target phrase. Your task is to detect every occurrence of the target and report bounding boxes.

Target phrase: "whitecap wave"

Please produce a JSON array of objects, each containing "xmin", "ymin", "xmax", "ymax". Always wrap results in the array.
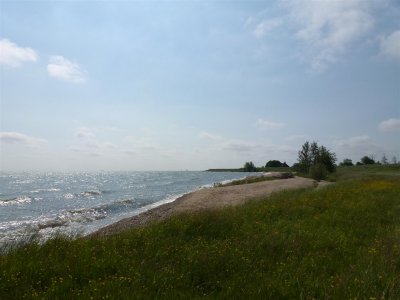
[
  {"xmin": 64, "ymin": 193, "xmax": 75, "ymax": 199},
  {"xmin": 0, "ymin": 196, "xmax": 32, "ymax": 206},
  {"xmin": 81, "ymin": 190, "xmax": 102, "ymax": 197},
  {"xmin": 31, "ymin": 188, "xmax": 61, "ymax": 193}
]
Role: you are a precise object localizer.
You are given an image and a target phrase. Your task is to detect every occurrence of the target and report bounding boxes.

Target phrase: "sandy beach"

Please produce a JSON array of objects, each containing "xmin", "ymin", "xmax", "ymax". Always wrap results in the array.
[{"xmin": 91, "ymin": 175, "xmax": 322, "ymax": 237}]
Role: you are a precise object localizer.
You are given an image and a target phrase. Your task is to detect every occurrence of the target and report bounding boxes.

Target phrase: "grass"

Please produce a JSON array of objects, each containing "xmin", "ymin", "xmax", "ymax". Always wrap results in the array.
[
  {"xmin": 1, "ymin": 166, "xmax": 400, "ymax": 299},
  {"xmin": 329, "ymin": 164, "xmax": 400, "ymax": 182}
]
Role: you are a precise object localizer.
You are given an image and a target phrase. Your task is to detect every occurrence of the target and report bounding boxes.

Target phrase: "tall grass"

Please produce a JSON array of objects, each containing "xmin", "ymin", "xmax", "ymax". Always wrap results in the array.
[{"xmin": 1, "ymin": 174, "xmax": 399, "ymax": 298}]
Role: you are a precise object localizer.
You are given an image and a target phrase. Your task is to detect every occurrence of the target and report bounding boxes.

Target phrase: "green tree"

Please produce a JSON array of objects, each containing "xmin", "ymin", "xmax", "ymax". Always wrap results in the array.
[
  {"xmin": 381, "ymin": 154, "xmax": 388, "ymax": 165},
  {"xmin": 297, "ymin": 141, "xmax": 312, "ymax": 173},
  {"xmin": 297, "ymin": 141, "xmax": 336, "ymax": 179},
  {"xmin": 243, "ymin": 161, "xmax": 256, "ymax": 172},
  {"xmin": 339, "ymin": 158, "xmax": 354, "ymax": 166},
  {"xmin": 316, "ymin": 146, "xmax": 336, "ymax": 173},
  {"xmin": 361, "ymin": 156, "xmax": 375, "ymax": 165},
  {"xmin": 265, "ymin": 160, "xmax": 283, "ymax": 168}
]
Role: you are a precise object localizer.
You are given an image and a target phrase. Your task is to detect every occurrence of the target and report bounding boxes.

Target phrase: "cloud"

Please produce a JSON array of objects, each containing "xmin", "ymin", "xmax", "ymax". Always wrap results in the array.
[
  {"xmin": 379, "ymin": 30, "xmax": 400, "ymax": 62},
  {"xmin": 333, "ymin": 135, "xmax": 386, "ymax": 161},
  {"xmin": 335, "ymin": 135, "xmax": 373, "ymax": 149},
  {"xmin": 284, "ymin": 134, "xmax": 307, "ymax": 141},
  {"xmin": 379, "ymin": 118, "xmax": 400, "ymax": 132},
  {"xmin": 47, "ymin": 56, "xmax": 87, "ymax": 83},
  {"xmin": 284, "ymin": 0, "xmax": 374, "ymax": 71},
  {"xmin": 0, "ymin": 131, "xmax": 46, "ymax": 147},
  {"xmin": 253, "ymin": 18, "xmax": 282, "ymax": 38},
  {"xmin": 334, "ymin": 135, "xmax": 383, "ymax": 156},
  {"xmin": 256, "ymin": 119, "xmax": 285, "ymax": 130},
  {"xmin": 223, "ymin": 142, "xmax": 259, "ymax": 152},
  {"xmin": 69, "ymin": 127, "xmax": 118, "ymax": 156},
  {"xmin": 199, "ymin": 132, "xmax": 222, "ymax": 141},
  {"xmin": 0, "ymin": 39, "xmax": 38, "ymax": 67},
  {"xmin": 124, "ymin": 136, "xmax": 158, "ymax": 151},
  {"xmin": 74, "ymin": 127, "xmax": 95, "ymax": 139}
]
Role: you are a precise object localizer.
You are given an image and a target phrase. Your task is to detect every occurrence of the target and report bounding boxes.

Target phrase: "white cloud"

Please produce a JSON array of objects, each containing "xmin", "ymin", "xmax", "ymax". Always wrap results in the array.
[
  {"xmin": 379, "ymin": 30, "xmax": 400, "ymax": 62},
  {"xmin": 223, "ymin": 142, "xmax": 259, "ymax": 152},
  {"xmin": 284, "ymin": 0, "xmax": 374, "ymax": 71},
  {"xmin": 0, "ymin": 131, "xmax": 46, "ymax": 147},
  {"xmin": 70, "ymin": 127, "xmax": 118, "ymax": 156},
  {"xmin": 335, "ymin": 135, "xmax": 372, "ymax": 149},
  {"xmin": 284, "ymin": 134, "xmax": 307, "ymax": 141},
  {"xmin": 124, "ymin": 136, "xmax": 158, "ymax": 151},
  {"xmin": 379, "ymin": 118, "xmax": 400, "ymax": 132},
  {"xmin": 0, "ymin": 39, "xmax": 38, "ymax": 67},
  {"xmin": 74, "ymin": 127, "xmax": 95, "ymax": 139},
  {"xmin": 333, "ymin": 135, "xmax": 386, "ymax": 162},
  {"xmin": 256, "ymin": 119, "xmax": 285, "ymax": 130},
  {"xmin": 253, "ymin": 18, "xmax": 282, "ymax": 38},
  {"xmin": 47, "ymin": 56, "xmax": 87, "ymax": 83},
  {"xmin": 199, "ymin": 132, "xmax": 222, "ymax": 141}
]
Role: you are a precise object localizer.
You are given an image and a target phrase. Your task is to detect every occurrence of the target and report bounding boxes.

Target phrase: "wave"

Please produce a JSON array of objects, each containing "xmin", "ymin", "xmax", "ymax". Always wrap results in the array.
[
  {"xmin": 30, "ymin": 188, "xmax": 61, "ymax": 193},
  {"xmin": 63, "ymin": 190, "xmax": 109, "ymax": 199},
  {"xmin": 79, "ymin": 190, "xmax": 113, "ymax": 197},
  {"xmin": 37, "ymin": 199, "xmax": 138, "ymax": 230},
  {"xmin": 81, "ymin": 190, "xmax": 102, "ymax": 197},
  {"xmin": 0, "ymin": 196, "xmax": 32, "ymax": 206}
]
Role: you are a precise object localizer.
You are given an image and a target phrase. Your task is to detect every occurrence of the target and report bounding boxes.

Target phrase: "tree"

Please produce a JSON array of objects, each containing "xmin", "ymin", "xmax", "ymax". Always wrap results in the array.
[
  {"xmin": 297, "ymin": 141, "xmax": 312, "ymax": 173},
  {"xmin": 381, "ymin": 154, "xmax": 388, "ymax": 165},
  {"xmin": 392, "ymin": 156, "xmax": 398, "ymax": 164},
  {"xmin": 297, "ymin": 141, "xmax": 336, "ymax": 179},
  {"xmin": 315, "ymin": 145, "xmax": 336, "ymax": 173},
  {"xmin": 361, "ymin": 156, "xmax": 375, "ymax": 165},
  {"xmin": 265, "ymin": 160, "xmax": 284, "ymax": 168},
  {"xmin": 243, "ymin": 161, "xmax": 256, "ymax": 172},
  {"xmin": 339, "ymin": 158, "xmax": 353, "ymax": 166}
]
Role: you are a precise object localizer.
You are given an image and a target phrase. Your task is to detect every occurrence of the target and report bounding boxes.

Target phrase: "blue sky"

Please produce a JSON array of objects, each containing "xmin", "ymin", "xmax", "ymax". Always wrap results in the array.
[{"xmin": 1, "ymin": 0, "xmax": 399, "ymax": 171}]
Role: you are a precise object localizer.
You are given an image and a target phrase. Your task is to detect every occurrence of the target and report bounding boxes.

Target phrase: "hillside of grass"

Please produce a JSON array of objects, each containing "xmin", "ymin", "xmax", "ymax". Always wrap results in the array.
[{"xmin": 1, "ymin": 166, "xmax": 399, "ymax": 299}]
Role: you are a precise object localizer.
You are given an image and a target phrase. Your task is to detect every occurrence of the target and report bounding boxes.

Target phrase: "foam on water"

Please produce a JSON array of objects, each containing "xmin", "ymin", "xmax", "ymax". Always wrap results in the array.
[{"xmin": 0, "ymin": 196, "xmax": 32, "ymax": 206}]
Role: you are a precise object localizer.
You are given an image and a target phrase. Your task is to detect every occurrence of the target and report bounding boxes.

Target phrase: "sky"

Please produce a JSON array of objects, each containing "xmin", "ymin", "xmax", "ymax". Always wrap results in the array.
[{"xmin": 0, "ymin": 0, "xmax": 399, "ymax": 171}]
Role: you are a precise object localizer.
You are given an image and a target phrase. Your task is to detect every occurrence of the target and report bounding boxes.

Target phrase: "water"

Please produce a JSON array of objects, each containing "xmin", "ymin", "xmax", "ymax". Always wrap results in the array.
[{"xmin": 0, "ymin": 171, "xmax": 253, "ymax": 247}]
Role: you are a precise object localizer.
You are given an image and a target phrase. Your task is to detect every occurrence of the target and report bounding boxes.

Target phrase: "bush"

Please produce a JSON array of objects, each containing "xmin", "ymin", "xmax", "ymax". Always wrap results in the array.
[
  {"xmin": 309, "ymin": 163, "xmax": 328, "ymax": 181},
  {"xmin": 297, "ymin": 141, "xmax": 336, "ymax": 175},
  {"xmin": 361, "ymin": 156, "xmax": 375, "ymax": 165},
  {"xmin": 339, "ymin": 158, "xmax": 353, "ymax": 167},
  {"xmin": 243, "ymin": 161, "xmax": 257, "ymax": 172}
]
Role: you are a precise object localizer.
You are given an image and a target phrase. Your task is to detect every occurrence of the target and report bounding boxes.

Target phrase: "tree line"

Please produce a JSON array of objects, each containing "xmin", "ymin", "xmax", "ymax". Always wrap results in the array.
[{"xmin": 242, "ymin": 141, "xmax": 398, "ymax": 180}]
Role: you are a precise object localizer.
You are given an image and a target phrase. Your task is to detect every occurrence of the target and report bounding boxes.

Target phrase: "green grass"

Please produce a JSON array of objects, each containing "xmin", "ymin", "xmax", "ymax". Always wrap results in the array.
[
  {"xmin": 329, "ymin": 164, "xmax": 400, "ymax": 182},
  {"xmin": 1, "ymin": 167, "xmax": 400, "ymax": 299}
]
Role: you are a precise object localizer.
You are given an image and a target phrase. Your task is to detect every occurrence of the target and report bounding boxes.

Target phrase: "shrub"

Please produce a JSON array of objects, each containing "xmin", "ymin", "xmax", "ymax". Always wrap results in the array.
[
  {"xmin": 361, "ymin": 156, "xmax": 375, "ymax": 165},
  {"xmin": 297, "ymin": 141, "xmax": 336, "ymax": 175},
  {"xmin": 309, "ymin": 163, "xmax": 328, "ymax": 181}
]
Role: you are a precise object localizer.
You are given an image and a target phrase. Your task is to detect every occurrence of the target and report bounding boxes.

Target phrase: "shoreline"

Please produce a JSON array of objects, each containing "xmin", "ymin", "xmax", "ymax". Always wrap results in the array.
[{"xmin": 90, "ymin": 175, "xmax": 322, "ymax": 238}]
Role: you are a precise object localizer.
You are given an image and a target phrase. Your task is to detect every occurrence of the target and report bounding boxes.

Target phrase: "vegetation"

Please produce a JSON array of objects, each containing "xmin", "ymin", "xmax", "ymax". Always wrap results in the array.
[
  {"xmin": 339, "ymin": 158, "xmax": 354, "ymax": 166},
  {"xmin": 295, "ymin": 141, "xmax": 337, "ymax": 180},
  {"xmin": 243, "ymin": 161, "xmax": 257, "ymax": 172},
  {"xmin": 360, "ymin": 155, "xmax": 376, "ymax": 165},
  {"xmin": 214, "ymin": 173, "xmax": 294, "ymax": 187},
  {"xmin": 1, "ymin": 166, "xmax": 399, "ymax": 299},
  {"xmin": 265, "ymin": 160, "xmax": 289, "ymax": 168}
]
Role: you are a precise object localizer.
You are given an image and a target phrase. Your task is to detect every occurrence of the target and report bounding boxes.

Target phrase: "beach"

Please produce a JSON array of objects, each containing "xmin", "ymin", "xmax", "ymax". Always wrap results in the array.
[{"xmin": 91, "ymin": 175, "xmax": 322, "ymax": 237}]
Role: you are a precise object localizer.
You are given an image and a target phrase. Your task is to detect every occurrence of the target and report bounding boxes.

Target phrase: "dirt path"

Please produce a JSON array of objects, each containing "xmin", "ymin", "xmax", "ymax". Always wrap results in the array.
[{"xmin": 90, "ymin": 177, "xmax": 320, "ymax": 237}]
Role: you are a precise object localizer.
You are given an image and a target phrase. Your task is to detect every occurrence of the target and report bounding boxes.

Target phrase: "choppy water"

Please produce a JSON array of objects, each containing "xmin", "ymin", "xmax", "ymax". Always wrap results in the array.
[{"xmin": 0, "ymin": 171, "xmax": 253, "ymax": 248}]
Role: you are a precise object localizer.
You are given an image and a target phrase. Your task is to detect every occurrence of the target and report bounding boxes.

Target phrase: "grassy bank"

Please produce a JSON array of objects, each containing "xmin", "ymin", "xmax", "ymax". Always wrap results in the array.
[{"xmin": 1, "ymin": 168, "xmax": 400, "ymax": 298}]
